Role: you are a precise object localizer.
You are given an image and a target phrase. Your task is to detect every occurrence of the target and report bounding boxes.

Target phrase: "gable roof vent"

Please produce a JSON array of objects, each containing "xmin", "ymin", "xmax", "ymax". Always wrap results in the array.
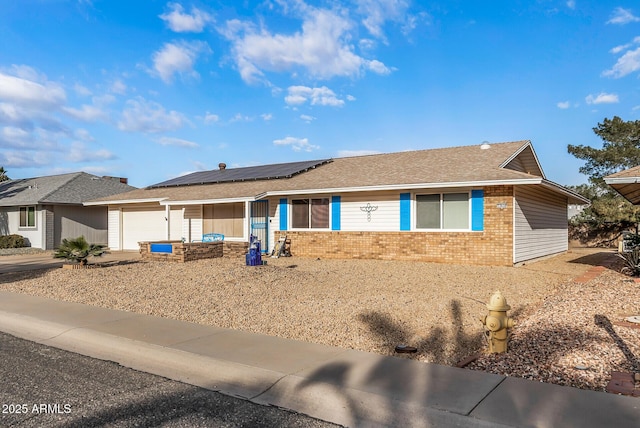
[
  {"xmin": 219, "ymin": 162, "xmax": 227, "ymax": 170},
  {"xmin": 480, "ymin": 142, "xmax": 491, "ymax": 150}
]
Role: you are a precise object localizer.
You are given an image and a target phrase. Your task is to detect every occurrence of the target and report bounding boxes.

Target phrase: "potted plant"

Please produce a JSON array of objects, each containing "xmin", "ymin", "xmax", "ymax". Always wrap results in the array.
[{"xmin": 54, "ymin": 236, "xmax": 106, "ymax": 268}]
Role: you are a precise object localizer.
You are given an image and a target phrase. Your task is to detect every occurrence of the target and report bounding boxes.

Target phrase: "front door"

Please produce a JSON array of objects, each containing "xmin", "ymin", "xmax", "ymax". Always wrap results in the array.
[{"xmin": 250, "ymin": 200, "xmax": 269, "ymax": 253}]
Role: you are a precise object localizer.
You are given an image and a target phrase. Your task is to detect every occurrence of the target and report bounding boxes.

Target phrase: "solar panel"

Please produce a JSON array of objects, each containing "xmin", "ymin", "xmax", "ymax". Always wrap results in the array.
[{"xmin": 148, "ymin": 158, "xmax": 333, "ymax": 188}]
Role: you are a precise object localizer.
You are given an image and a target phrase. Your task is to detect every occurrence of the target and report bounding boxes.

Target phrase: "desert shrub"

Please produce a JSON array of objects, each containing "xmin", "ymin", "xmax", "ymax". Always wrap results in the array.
[
  {"xmin": 0, "ymin": 234, "xmax": 26, "ymax": 248},
  {"xmin": 618, "ymin": 248, "xmax": 640, "ymax": 276},
  {"xmin": 623, "ymin": 233, "xmax": 640, "ymax": 251},
  {"xmin": 54, "ymin": 235, "xmax": 106, "ymax": 264}
]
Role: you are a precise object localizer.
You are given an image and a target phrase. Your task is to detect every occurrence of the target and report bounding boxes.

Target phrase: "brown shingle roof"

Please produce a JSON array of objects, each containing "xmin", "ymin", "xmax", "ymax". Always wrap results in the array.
[
  {"xmin": 88, "ymin": 141, "xmax": 545, "ymax": 204},
  {"xmin": 606, "ymin": 165, "xmax": 640, "ymax": 179}
]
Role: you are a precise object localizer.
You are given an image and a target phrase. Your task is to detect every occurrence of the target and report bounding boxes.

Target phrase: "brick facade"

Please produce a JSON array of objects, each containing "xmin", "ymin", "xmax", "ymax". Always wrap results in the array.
[{"xmin": 277, "ymin": 186, "xmax": 514, "ymax": 266}]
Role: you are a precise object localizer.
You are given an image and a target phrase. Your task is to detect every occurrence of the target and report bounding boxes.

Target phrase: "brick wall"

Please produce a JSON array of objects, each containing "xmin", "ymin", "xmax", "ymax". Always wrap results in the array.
[
  {"xmin": 139, "ymin": 241, "xmax": 223, "ymax": 262},
  {"xmin": 222, "ymin": 241, "xmax": 249, "ymax": 257},
  {"xmin": 139, "ymin": 240, "xmax": 248, "ymax": 262},
  {"xmin": 277, "ymin": 186, "xmax": 514, "ymax": 266}
]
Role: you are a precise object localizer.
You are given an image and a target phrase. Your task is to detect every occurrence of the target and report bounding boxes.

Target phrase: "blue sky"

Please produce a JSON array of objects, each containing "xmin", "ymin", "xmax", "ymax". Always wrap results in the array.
[{"xmin": 1, "ymin": 1, "xmax": 640, "ymax": 187}]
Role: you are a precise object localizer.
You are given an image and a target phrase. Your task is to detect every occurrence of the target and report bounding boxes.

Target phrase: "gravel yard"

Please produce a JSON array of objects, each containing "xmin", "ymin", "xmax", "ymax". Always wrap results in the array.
[{"xmin": 0, "ymin": 247, "xmax": 637, "ymax": 393}]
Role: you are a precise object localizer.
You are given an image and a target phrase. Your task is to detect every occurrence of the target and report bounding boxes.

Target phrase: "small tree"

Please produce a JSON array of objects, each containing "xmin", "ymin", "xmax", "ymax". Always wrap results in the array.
[
  {"xmin": 567, "ymin": 117, "xmax": 640, "ymax": 243},
  {"xmin": 54, "ymin": 236, "xmax": 106, "ymax": 265},
  {"xmin": 0, "ymin": 167, "xmax": 9, "ymax": 182}
]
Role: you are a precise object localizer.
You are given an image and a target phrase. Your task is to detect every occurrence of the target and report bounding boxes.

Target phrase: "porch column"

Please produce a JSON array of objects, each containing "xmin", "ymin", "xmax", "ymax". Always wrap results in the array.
[
  {"xmin": 244, "ymin": 201, "xmax": 251, "ymax": 241},
  {"xmin": 165, "ymin": 204, "xmax": 170, "ymax": 240}
]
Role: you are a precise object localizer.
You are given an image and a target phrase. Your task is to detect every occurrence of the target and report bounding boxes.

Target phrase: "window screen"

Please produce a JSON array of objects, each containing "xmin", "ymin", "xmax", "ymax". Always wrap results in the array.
[
  {"xmin": 311, "ymin": 198, "xmax": 329, "ymax": 228},
  {"xmin": 416, "ymin": 194, "xmax": 440, "ymax": 229},
  {"xmin": 443, "ymin": 193, "xmax": 469, "ymax": 229},
  {"xmin": 292, "ymin": 199, "xmax": 309, "ymax": 228}
]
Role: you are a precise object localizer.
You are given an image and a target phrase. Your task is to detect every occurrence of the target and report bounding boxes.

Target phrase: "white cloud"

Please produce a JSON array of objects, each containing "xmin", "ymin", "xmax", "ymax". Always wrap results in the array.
[
  {"xmin": 273, "ymin": 136, "xmax": 319, "ymax": 152},
  {"xmin": 151, "ymin": 41, "xmax": 211, "ymax": 83},
  {"xmin": 0, "ymin": 67, "xmax": 66, "ymax": 109},
  {"xmin": 110, "ymin": 79, "xmax": 127, "ymax": 95},
  {"xmin": 285, "ymin": 86, "xmax": 345, "ymax": 106},
  {"xmin": 367, "ymin": 59, "xmax": 392, "ymax": 74},
  {"xmin": 68, "ymin": 142, "xmax": 116, "ymax": 162},
  {"xmin": 222, "ymin": 5, "xmax": 390, "ymax": 83},
  {"xmin": 607, "ymin": 7, "xmax": 640, "ymax": 25},
  {"xmin": 0, "ymin": 126, "xmax": 60, "ymax": 152},
  {"xmin": 0, "ymin": 150, "xmax": 50, "ymax": 168},
  {"xmin": 585, "ymin": 92, "xmax": 619, "ymax": 105},
  {"xmin": 337, "ymin": 149, "xmax": 381, "ymax": 157},
  {"xmin": 74, "ymin": 128, "xmax": 94, "ymax": 142},
  {"xmin": 355, "ymin": 0, "xmax": 411, "ymax": 41},
  {"xmin": 74, "ymin": 83, "xmax": 92, "ymax": 97},
  {"xmin": 159, "ymin": 3, "xmax": 213, "ymax": 33},
  {"xmin": 0, "ymin": 103, "xmax": 27, "ymax": 125},
  {"xmin": 0, "ymin": 126, "xmax": 32, "ymax": 148},
  {"xmin": 300, "ymin": 114, "xmax": 316, "ymax": 123},
  {"xmin": 156, "ymin": 136, "xmax": 199, "ymax": 148},
  {"xmin": 118, "ymin": 97, "xmax": 187, "ymax": 133},
  {"xmin": 261, "ymin": 113, "xmax": 273, "ymax": 121},
  {"xmin": 63, "ymin": 104, "xmax": 107, "ymax": 122},
  {"xmin": 203, "ymin": 112, "xmax": 219, "ymax": 123},
  {"xmin": 610, "ymin": 44, "xmax": 630, "ymax": 54},
  {"xmin": 603, "ymin": 47, "xmax": 640, "ymax": 78},
  {"xmin": 346, "ymin": 94, "xmax": 356, "ymax": 101},
  {"xmin": 229, "ymin": 113, "xmax": 252, "ymax": 122},
  {"xmin": 557, "ymin": 101, "xmax": 570, "ymax": 109}
]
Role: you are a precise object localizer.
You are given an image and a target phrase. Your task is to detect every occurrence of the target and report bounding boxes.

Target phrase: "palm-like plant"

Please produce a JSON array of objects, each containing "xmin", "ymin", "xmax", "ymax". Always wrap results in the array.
[
  {"xmin": 0, "ymin": 166, "xmax": 9, "ymax": 182},
  {"xmin": 54, "ymin": 236, "xmax": 106, "ymax": 265}
]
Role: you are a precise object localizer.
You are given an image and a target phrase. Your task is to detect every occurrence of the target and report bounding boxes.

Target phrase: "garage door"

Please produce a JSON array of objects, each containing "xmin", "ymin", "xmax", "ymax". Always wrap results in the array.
[{"xmin": 122, "ymin": 207, "xmax": 166, "ymax": 250}]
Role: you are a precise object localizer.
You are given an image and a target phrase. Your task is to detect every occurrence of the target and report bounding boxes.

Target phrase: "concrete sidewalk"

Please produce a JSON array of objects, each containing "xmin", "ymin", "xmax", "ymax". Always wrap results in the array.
[{"xmin": 0, "ymin": 290, "xmax": 638, "ymax": 427}]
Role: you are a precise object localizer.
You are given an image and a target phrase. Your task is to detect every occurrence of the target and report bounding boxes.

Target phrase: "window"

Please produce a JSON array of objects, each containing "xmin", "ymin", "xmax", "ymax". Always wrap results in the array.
[
  {"xmin": 291, "ymin": 198, "xmax": 329, "ymax": 229},
  {"xmin": 416, "ymin": 193, "xmax": 469, "ymax": 230},
  {"xmin": 19, "ymin": 206, "xmax": 36, "ymax": 228}
]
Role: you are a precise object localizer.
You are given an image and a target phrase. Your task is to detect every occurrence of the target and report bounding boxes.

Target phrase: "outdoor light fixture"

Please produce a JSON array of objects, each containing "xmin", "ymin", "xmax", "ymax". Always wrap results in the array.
[{"xmin": 496, "ymin": 202, "xmax": 508, "ymax": 209}]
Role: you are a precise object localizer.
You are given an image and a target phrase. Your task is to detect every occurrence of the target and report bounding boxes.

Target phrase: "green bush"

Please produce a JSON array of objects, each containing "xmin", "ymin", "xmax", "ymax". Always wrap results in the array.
[{"xmin": 0, "ymin": 234, "xmax": 26, "ymax": 249}]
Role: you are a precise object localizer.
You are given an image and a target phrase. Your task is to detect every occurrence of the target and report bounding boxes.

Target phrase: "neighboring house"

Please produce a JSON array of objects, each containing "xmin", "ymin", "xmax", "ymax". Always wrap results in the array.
[
  {"xmin": 0, "ymin": 172, "xmax": 136, "ymax": 249},
  {"xmin": 604, "ymin": 166, "xmax": 640, "ymax": 205},
  {"xmin": 86, "ymin": 141, "xmax": 588, "ymax": 266}
]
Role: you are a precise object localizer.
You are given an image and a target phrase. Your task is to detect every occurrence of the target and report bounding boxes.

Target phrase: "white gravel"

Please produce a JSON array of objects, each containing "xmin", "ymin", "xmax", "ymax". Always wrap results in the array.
[{"xmin": 0, "ymin": 247, "xmax": 634, "ymax": 392}]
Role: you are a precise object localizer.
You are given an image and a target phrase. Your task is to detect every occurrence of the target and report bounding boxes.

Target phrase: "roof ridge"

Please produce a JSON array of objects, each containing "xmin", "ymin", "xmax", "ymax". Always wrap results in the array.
[
  {"xmin": 335, "ymin": 140, "xmax": 531, "ymax": 160},
  {"xmin": 36, "ymin": 172, "xmax": 84, "ymax": 202}
]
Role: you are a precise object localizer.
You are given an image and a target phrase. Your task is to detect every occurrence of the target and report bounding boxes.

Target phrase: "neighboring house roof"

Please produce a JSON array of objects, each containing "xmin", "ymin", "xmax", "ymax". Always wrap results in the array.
[
  {"xmin": 604, "ymin": 166, "xmax": 640, "ymax": 204},
  {"xmin": 0, "ymin": 172, "xmax": 136, "ymax": 207},
  {"xmin": 86, "ymin": 141, "xmax": 589, "ymax": 206}
]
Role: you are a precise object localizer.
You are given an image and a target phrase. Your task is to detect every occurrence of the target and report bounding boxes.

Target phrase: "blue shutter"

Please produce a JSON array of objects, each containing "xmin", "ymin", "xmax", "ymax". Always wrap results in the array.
[
  {"xmin": 471, "ymin": 190, "xmax": 484, "ymax": 231},
  {"xmin": 331, "ymin": 196, "xmax": 341, "ymax": 231},
  {"xmin": 400, "ymin": 193, "xmax": 411, "ymax": 231},
  {"xmin": 279, "ymin": 198, "xmax": 288, "ymax": 231}
]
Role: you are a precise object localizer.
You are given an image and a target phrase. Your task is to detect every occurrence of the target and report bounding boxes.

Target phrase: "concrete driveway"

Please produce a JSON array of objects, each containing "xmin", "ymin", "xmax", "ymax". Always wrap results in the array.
[{"xmin": 0, "ymin": 251, "xmax": 140, "ymax": 274}]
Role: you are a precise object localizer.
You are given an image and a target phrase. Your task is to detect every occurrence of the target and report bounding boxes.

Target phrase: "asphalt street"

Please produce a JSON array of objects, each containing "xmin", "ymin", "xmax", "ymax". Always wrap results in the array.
[{"xmin": 0, "ymin": 331, "xmax": 340, "ymax": 428}]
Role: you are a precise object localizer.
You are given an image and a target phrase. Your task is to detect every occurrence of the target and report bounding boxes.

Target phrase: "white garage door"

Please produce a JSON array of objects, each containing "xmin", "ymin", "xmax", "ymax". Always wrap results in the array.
[{"xmin": 122, "ymin": 207, "xmax": 166, "ymax": 250}]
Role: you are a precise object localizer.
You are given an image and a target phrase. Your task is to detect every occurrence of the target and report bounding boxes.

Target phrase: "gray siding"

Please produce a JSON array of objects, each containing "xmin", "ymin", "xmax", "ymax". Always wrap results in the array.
[
  {"xmin": 514, "ymin": 186, "xmax": 568, "ymax": 263},
  {"xmin": 53, "ymin": 205, "xmax": 108, "ymax": 247}
]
